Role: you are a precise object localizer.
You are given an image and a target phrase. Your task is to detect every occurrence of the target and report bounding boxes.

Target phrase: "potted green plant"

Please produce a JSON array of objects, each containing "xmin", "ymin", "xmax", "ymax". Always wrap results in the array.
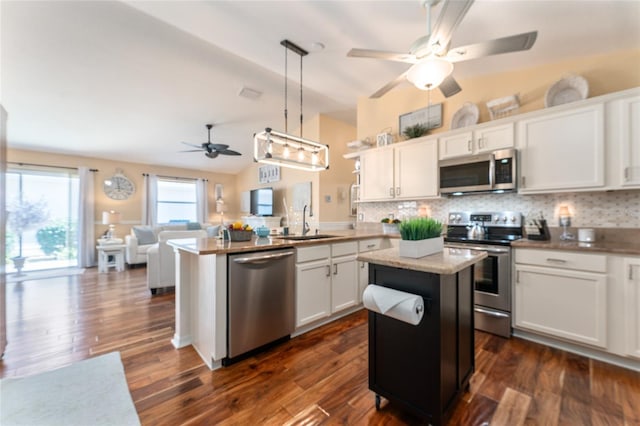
[
  {"xmin": 402, "ymin": 123, "xmax": 428, "ymax": 139},
  {"xmin": 398, "ymin": 217, "xmax": 443, "ymax": 258},
  {"xmin": 6, "ymin": 198, "xmax": 48, "ymax": 275},
  {"xmin": 381, "ymin": 218, "xmax": 401, "ymax": 234}
]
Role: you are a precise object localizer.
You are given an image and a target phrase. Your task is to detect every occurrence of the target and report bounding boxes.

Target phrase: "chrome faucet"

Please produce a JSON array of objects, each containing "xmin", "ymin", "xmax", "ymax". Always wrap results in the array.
[{"xmin": 302, "ymin": 205, "xmax": 310, "ymax": 235}]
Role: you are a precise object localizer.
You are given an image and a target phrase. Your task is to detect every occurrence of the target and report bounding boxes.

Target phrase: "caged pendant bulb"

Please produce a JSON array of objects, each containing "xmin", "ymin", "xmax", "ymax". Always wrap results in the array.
[{"xmin": 283, "ymin": 144, "xmax": 290, "ymax": 158}]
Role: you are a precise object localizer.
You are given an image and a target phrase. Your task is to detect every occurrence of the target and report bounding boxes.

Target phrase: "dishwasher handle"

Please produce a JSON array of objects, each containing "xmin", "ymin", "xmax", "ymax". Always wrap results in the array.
[{"xmin": 232, "ymin": 251, "xmax": 295, "ymax": 264}]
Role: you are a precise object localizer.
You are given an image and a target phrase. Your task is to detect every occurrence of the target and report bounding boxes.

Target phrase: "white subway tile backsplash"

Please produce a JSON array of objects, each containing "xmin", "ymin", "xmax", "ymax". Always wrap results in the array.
[{"xmin": 358, "ymin": 190, "xmax": 640, "ymax": 228}]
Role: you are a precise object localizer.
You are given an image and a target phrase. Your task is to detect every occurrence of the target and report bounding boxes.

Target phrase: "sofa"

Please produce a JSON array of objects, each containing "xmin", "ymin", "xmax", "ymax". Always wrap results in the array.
[
  {"xmin": 146, "ymin": 229, "xmax": 208, "ymax": 294},
  {"xmin": 124, "ymin": 223, "xmax": 216, "ymax": 266}
]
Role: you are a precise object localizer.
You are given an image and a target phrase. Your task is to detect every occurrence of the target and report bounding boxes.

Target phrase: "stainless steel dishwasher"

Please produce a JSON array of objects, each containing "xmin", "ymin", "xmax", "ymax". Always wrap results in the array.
[{"xmin": 226, "ymin": 249, "xmax": 295, "ymax": 362}]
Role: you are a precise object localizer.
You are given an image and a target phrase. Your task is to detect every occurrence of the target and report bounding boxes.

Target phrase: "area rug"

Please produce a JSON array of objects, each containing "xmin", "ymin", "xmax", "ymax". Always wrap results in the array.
[
  {"xmin": 0, "ymin": 351, "xmax": 140, "ymax": 426},
  {"xmin": 6, "ymin": 268, "xmax": 85, "ymax": 283}
]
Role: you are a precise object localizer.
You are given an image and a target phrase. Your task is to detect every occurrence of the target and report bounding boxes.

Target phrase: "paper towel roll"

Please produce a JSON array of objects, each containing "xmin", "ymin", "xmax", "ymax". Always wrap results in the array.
[{"xmin": 362, "ymin": 284, "xmax": 424, "ymax": 325}]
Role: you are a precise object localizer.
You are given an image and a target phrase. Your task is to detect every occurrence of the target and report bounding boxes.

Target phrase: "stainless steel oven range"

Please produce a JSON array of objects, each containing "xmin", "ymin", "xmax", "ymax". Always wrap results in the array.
[{"xmin": 444, "ymin": 211, "xmax": 523, "ymax": 338}]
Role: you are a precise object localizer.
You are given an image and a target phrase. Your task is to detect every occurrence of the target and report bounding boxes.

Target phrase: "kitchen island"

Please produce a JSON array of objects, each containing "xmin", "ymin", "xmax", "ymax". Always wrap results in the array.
[
  {"xmin": 357, "ymin": 247, "xmax": 487, "ymax": 425},
  {"xmin": 167, "ymin": 230, "xmax": 393, "ymax": 369}
]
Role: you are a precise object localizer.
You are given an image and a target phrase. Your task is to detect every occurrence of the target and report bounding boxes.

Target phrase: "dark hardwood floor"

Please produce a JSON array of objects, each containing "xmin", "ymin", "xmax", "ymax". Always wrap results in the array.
[{"xmin": 2, "ymin": 267, "xmax": 639, "ymax": 425}]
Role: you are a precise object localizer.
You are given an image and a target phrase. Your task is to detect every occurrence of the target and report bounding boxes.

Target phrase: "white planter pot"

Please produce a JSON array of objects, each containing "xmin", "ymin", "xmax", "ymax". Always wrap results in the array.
[
  {"xmin": 398, "ymin": 236, "xmax": 444, "ymax": 258},
  {"xmin": 382, "ymin": 223, "xmax": 399, "ymax": 235}
]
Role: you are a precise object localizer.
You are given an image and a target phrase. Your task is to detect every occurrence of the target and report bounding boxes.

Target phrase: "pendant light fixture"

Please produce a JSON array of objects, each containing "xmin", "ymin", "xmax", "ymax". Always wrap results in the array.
[{"xmin": 254, "ymin": 40, "xmax": 329, "ymax": 172}]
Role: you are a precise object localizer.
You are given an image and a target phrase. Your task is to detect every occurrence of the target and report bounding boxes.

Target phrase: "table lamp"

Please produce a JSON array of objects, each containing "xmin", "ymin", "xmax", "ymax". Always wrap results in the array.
[{"xmin": 102, "ymin": 210, "xmax": 121, "ymax": 239}]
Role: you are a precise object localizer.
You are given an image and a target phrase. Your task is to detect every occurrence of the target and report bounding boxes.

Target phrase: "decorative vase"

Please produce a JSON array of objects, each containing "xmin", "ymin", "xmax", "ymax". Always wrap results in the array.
[
  {"xmin": 398, "ymin": 236, "xmax": 444, "ymax": 258},
  {"xmin": 11, "ymin": 256, "xmax": 27, "ymax": 276}
]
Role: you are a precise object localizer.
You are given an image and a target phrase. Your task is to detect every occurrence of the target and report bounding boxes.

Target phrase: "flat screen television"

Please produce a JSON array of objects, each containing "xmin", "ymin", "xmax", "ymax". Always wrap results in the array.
[{"xmin": 250, "ymin": 187, "xmax": 273, "ymax": 216}]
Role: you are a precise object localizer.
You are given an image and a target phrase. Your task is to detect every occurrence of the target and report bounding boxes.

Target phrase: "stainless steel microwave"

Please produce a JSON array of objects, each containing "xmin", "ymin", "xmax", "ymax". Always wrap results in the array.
[{"xmin": 439, "ymin": 149, "xmax": 517, "ymax": 195}]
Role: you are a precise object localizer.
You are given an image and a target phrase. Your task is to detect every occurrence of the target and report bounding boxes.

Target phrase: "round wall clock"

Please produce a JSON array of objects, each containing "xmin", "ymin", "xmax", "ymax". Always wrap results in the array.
[{"xmin": 104, "ymin": 172, "xmax": 135, "ymax": 200}]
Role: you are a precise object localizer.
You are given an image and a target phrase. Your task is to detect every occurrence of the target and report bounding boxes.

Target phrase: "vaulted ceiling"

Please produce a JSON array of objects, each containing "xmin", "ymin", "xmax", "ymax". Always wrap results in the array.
[{"xmin": 2, "ymin": 1, "xmax": 639, "ymax": 174}]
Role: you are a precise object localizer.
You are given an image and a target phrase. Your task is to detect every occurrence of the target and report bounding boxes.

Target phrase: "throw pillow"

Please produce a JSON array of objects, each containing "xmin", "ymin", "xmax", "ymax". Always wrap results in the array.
[
  {"xmin": 206, "ymin": 225, "xmax": 220, "ymax": 238},
  {"xmin": 186, "ymin": 222, "xmax": 201, "ymax": 230},
  {"xmin": 132, "ymin": 226, "xmax": 157, "ymax": 245}
]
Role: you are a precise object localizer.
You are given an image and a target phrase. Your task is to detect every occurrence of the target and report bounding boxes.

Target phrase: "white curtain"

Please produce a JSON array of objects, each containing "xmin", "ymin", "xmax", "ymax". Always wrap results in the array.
[
  {"xmin": 141, "ymin": 173, "xmax": 158, "ymax": 226},
  {"xmin": 77, "ymin": 167, "xmax": 95, "ymax": 267},
  {"xmin": 196, "ymin": 179, "xmax": 209, "ymax": 224}
]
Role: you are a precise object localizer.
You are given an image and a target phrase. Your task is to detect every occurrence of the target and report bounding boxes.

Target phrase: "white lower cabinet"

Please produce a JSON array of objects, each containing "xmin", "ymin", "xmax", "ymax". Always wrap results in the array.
[
  {"xmin": 295, "ymin": 242, "xmax": 358, "ymax": 328},
  {"xmin": 624, "ymin": 257, "xmax": 640, "ymax": 359},
  {"xmin": 296, "ymin": 246, "xmax": 332, "ymax": 327},
  {"xmin": 514, "ymin": 249, "xmax": 608, "ymax": 348}
]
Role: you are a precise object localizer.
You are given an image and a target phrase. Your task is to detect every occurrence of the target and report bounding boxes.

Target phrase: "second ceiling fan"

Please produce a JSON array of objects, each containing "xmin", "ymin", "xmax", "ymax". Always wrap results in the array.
[
  {"xmin": 348, "ymin": 0, "xmax": 538, "ymax": 98},
  {"xmin": 180, "ymin": 124, "xmax": 242, "ymax": 159}
]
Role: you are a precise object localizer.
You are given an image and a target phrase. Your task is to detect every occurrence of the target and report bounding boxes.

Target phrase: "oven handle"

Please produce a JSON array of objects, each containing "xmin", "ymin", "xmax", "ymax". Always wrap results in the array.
[
  {"xmin": 446, "ymin": 243, "xmax": 509, "ymax": 254},
  {"xmin": 474, "ymin": 307, "xmax": 510, "ymax": 319}
]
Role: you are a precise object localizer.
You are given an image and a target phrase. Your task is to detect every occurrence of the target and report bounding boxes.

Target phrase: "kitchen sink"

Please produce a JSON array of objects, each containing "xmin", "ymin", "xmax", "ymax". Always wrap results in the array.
[{"xmin": 279, "ymin": 234, "xmax": 337, "ymax": 241}]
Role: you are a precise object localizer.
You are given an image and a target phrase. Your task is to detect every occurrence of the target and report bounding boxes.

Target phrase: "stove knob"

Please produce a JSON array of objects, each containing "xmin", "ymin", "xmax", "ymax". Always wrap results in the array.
[
  {"xmin": 449, "ymin": 214, "xmax": 456, "ymax": 223},
  {"xmin": 455, "ymin": 215, "xmax": 462, "ymax": 223},
  {"xmin": 510, "ymin": 216, "xmax": 517, "ymax": 223},
  {"xmin": 502, "ymin": 216, "xmax": 508, "ymax": 223},
  {"xmin": 494, "ymin": 216, "xmax": 500, "ymax": 223}
]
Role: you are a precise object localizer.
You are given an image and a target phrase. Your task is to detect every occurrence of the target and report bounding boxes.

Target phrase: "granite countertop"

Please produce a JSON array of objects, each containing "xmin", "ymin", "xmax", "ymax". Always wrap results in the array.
[
  {"xmin": 512, "ymin": 239, "xmax": 640, "ymax": 256},
  {"xmin": 357, "ymin": 247, "xmax": 488, "ymax": 275},
  {"xmin": 167, "ymin": 229, "xmax": 396, "ymax": 255}
]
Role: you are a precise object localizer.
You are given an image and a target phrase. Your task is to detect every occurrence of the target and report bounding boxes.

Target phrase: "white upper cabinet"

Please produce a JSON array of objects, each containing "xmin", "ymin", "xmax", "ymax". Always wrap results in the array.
[
  {"xmin": 359, "ymin": 136, "xmax": 438, "ymax": 201},
  {"xmin": 395, "ymin": 137, "xmax": 438, "ymax": 199},
  {"xmin": 613, "ymin": 95, "xmax": 640, "ymax": 188},
  {"xmin": 359, "ymin": 146, "xmax": 394, "ymax": 201},
  {"xmin": 439, "ymin": 123, "xmax": 514, "ymax": 160},
  {"xmin": 518, "ymin": 103, "xmax": 605, "ymax": 193}
]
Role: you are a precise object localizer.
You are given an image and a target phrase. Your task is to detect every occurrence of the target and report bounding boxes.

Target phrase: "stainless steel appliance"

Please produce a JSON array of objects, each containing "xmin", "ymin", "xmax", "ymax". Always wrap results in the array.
[
  {"xmin": 445, "ymin": 211, "xmax": 523, "ymax": 338},
  {"xmin": 226, "ymin": 249, "xmax": 295, "ymax": 363},
  {"xmin": 439, "ymin": 149, "xmax": 517, "ymax": 195}
]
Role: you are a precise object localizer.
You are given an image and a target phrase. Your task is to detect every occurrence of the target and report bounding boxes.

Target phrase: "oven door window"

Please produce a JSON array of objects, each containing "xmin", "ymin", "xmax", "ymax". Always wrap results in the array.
[{"xmin": 474, "ymin": 255, "xmax": 499, "ymax": 294}]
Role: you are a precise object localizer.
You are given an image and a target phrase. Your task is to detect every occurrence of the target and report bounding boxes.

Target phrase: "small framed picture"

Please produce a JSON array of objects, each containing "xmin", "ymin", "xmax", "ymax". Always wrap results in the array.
[{"xmin": 258, "ymin": 165, "xmax": 280, "ymax": 183}]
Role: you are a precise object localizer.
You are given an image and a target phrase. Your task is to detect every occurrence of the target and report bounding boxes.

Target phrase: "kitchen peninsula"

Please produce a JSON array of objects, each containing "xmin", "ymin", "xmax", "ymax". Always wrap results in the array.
[{"xmin": 167, "ymin": 230, "xmax": 391, "ymax": 369}]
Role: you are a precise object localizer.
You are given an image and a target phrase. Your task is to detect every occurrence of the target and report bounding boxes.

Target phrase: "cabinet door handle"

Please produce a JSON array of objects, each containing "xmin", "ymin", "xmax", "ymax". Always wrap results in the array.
[
  {"xmin": 396, "ymin": 187, "xmax": 400, "ymax": 196},
  {"xmin": 333, "ymin": 264, "xmax": 338, "ymax": 275},
  {"xmin": 478, "ymin": 137, "xmax": 484, "ymax": 149},
  {"xmin": 367, "ymin": 244, "xmax": 376, "ymax": 248},
  {"xmin": 546, "ymin": 258, "xmax": 567, "ymax": 264},
  {"xmin": 361, "ymin": 261, "xmax": 366, "ymax": 269},
  {"xmin": 326, "ymin": 265, "xmax": 331, "ymax": 277},
  {"xmin": 624, "ymin": 167, "xmax": 629, "ymax": 181},
  {"xmin": 389, "ymin": 187, "xmax": 394, "ymax": 196},
  {"xmin": 467, "ymin": 140, "xmax": 472, "ymax": 152},
  {"xmin": 516, "ymin": 270, "xmax": 520, "ymax": 283},
  {"xmin": 630, "ymin": 265, "xmax": 634, "ymax": 280},
  {"xmin": 522, "ymin": 176, "xmax": 526, "ymax": 188}
]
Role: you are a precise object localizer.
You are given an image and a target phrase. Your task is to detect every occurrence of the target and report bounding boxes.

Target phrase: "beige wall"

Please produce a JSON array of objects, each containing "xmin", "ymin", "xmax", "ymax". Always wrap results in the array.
[
  {"xmin": 235, "ymin": 114, "xmax": 356, "ymax": 231},
  {"xmin": 317, "ymin": 115, "xmax": 357, "ymax": 223},
  {"xmin": 7, "ymin": 148, "xmax": 237, "ymax": 238},
  {"xmin": 357, "ymin": 49, "xmax": 640, "ymax": 142}
]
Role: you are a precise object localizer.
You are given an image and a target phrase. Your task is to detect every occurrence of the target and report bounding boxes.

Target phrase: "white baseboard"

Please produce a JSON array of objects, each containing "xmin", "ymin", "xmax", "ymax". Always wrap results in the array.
[{"xmin": 513, "ymin": 328, "xmax": 640, "ymax": 372}]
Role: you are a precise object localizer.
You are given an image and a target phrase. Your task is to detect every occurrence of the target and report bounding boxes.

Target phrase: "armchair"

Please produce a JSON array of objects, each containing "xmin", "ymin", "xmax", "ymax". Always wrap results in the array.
[{"xmin": 146, "ymin": 229, "xmax": 207, "ymax": 294}]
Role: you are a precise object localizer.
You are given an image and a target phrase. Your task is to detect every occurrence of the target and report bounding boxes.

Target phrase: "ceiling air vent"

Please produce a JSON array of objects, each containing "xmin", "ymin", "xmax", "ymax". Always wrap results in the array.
[{"xmin": 238, "ymin": 86, "xmax": 262, "ymax": 100}]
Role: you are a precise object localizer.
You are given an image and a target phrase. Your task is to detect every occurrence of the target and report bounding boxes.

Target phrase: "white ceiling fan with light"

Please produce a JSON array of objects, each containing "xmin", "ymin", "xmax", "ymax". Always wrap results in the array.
[{"xmin": 348, "ymin": 0, "xmax": 538, "ymax": 98}]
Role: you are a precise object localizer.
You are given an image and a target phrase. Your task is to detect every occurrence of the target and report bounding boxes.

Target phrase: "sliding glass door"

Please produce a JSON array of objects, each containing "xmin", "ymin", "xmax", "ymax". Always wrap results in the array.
[{"xmin": 6, "ymin": 167, "xmax": 79, "ymax": 273}]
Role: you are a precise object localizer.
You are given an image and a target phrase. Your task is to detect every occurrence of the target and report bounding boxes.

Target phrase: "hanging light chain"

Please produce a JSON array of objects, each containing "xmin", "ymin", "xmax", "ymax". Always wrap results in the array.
[
  {"xmin": 284, "ymin": 45, "xmax": 288, "ymax": 135},
  {"xmin": 300, "ymin": 51, "xmax": 303, "ymax": 138}
]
